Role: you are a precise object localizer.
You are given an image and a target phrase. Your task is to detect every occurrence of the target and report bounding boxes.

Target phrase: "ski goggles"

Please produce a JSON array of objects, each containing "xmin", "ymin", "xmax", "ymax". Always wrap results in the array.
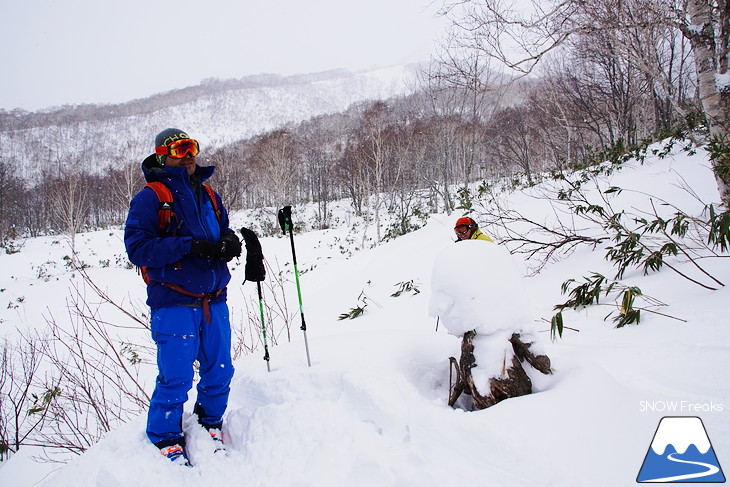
[
  {"xmin": 454, "ymin": 225, "xmax": 470, "ymax": 234},
  {"xmin": 155, "ymin": 138, "xmax": 200, "ymax": 159}
]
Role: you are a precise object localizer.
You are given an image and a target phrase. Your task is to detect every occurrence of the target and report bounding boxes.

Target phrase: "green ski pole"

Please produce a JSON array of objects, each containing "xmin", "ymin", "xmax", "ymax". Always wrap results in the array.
[
  {"xmin": 278, "ymin": 206, "xmax": 312, "ymax": 367},
  {"xmin": 256, "ymin": 281, "xmax": 271, "ymax": 372},
  {"xmin": 240, "ymin": 227, "xmax": 270, "ymax": 371}
]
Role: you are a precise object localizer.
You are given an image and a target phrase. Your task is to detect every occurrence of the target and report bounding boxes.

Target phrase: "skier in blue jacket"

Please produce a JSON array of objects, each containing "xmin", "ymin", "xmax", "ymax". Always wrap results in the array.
[{"xmin": 125, "ymin": 128, "xmax": 241, "ymax": 466}]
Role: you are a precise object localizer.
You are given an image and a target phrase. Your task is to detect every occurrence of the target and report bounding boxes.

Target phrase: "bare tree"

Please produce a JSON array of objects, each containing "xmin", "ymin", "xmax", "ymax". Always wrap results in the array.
[
  {"xmin": 302, "ymin": 147, "xmax": 335, "ymax": 229},
  {"xmin": 49, "ymin": 164, "xmax": 91, "ymax": 252},
  {"xmin": 0, "ymin": 159, "xmax": 25, "ymax": 243},
  {"xmin": 489, "ymin": 105, "xmax": 542, "ymax": 184},
  {"xmin": 206, "ymin": 142, "xmax": 254, "ymax": 212},
  {"xmin": 360, "ymin": 102, "xmax": 394, "ymax": 242},
  {"xmin": 437, "ymin": 0, "xmax": 729, "ymax": 205},
  {"xmin": 249, "ymin": 130, "xmax": 298, "ymax": 207},
  {"xmin": 112, "ymin": 160, "xmax": 143, "ymax": 213},
  {"xmin": 335, "ymin": 135, "xmax": 370, "ymax": 216}
]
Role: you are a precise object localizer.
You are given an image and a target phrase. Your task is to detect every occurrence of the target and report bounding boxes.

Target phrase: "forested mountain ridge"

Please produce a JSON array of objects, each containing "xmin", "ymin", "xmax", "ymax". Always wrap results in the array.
[{"xmin": 0, "ymin": 64, "xmax": 420, "ymax": 182}]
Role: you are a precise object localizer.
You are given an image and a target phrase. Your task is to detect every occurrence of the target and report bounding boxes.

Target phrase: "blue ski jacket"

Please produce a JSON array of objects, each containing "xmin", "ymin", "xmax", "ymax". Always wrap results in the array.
[{"xmin": 124, "ymin": 155, "xmax": 233, "ymax": 310}]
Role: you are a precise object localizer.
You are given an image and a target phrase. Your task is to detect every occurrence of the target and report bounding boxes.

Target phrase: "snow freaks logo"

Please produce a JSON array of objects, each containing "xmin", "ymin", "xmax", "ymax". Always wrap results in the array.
[{"xmin": 637, "ymin": 416, "xmax": 726, "ymax": 483}]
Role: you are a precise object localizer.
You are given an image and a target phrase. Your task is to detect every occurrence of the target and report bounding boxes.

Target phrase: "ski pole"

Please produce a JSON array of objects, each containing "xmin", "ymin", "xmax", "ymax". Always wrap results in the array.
[
  {"xmin": 240, "ymin": 227, "xmax": 270, "ymax": 371},
  {"xmin": 256, "ymin": 281, "xmax": 271, "ymax": 372},
  {"xmin": 278, "ymin": 206, "xmax": 312, "ymax": 367}
]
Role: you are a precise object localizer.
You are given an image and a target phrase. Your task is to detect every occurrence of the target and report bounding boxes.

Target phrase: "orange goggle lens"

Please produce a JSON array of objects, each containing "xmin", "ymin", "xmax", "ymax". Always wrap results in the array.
[{"xmin": 155, "ymin": 138, "xmax": 200, "ymax": 158}]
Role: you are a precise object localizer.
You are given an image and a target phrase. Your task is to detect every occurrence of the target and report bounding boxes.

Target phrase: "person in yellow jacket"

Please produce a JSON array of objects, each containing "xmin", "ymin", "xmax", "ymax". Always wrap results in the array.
[{"xmin": 454, "ymin": 216, "xmax": 494, "ymax": 242}]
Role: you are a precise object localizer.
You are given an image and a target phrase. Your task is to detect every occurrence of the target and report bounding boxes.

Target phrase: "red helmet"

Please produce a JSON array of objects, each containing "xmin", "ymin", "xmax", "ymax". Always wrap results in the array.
[{"xmin": 454, "ymin": 217, "xmax": 477, "ymax": 230}]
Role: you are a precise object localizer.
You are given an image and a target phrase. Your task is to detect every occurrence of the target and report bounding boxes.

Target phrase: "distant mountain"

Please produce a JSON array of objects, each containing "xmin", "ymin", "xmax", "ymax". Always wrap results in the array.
[{"xmin": 0, "ymin": 64, "xmax": 422, "ymax": 182}]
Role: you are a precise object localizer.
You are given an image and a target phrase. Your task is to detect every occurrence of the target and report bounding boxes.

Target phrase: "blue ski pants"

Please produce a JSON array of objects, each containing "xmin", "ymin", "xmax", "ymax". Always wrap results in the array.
[{"xmin": 146, "ymin": 301, "xmax": 234, "ymax": 446}]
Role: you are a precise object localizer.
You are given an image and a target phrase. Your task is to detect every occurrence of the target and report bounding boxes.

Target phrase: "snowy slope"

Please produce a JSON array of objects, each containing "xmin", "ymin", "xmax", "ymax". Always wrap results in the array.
[{"xmin": 0, "ymin": 144, "xmax": 728, "ymax": 487}]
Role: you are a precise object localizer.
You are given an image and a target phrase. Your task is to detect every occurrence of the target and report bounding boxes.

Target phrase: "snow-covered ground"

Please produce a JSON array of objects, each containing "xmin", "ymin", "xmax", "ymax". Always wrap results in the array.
[{"xmin": 1, "ymin": 143, "xmax": 728, "ymax": 486}]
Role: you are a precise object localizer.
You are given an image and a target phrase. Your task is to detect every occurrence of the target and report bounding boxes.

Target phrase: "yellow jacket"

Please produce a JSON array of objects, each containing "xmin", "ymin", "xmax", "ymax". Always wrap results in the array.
[{"xmin": 470, "ymin": 229, "xmax": 493, "ymax": 242}]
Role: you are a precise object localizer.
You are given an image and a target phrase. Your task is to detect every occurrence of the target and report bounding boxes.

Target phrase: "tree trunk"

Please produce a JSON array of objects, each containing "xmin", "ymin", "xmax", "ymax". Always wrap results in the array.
[{"xmin": 685, "ymin": 0, "xmax": 730, "ymax": 207}]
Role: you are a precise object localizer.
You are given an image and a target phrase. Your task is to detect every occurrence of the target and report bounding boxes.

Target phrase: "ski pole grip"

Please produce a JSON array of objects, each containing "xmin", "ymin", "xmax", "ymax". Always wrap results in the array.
[{"xmin": 278, "ymin": 206, "xmax": 293, "ymax": 234}]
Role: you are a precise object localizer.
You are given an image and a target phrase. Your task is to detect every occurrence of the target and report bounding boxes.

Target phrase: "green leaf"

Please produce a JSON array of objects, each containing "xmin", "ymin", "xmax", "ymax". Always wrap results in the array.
[
  {"xmin": 615, "ymin": 309, "xmax": 641, "ymax": 328},
  {"xmin": 550, "ymin": 312, "xmax": 564, "ymax": 341},
  {"xmin": 660, "ymin": 242, "xmax": 678, "ymax": 256},
  {"xmin": 338, "ymin": 305, "xmax": 367, "ymax": 320},
  {"xmin": 707, "ymin": 205, "xmax": 730, "ymax": 252},
  {"xmin": 643, "ymin": 251, "xmax": 664, "ymax": 274}
]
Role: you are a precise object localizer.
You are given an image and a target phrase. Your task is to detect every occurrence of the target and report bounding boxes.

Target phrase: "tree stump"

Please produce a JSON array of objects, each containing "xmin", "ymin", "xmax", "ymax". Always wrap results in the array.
[{"xmin": 448, "ymin": 331, "xmax": 552, "ymax": 410}]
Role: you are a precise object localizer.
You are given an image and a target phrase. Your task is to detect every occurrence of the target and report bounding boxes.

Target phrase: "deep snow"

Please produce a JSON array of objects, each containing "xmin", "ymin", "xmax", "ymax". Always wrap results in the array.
[{"xmin": 1, "ymin": 143, "xmax": 728, "ymax": 487}]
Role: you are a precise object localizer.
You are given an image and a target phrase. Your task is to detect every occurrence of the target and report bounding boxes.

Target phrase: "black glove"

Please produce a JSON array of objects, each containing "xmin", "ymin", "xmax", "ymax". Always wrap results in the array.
[
  {"xmin": 217, "ymin": 232, "xmax": 242, "ymax": 262},
  {"xmin": 190, "ymin": 239, "xmax": 218, "ymax": 260},
  {"xmin": 240, "ymin": 227, "xmax": 266, "ymax": 282}
]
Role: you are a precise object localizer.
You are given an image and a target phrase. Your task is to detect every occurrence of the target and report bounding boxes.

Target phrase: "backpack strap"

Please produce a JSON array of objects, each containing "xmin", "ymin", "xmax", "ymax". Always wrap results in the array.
[
  {"xmin": 144, "ymin": 182, "xmax": 175, "ymax": 233},
  {"xmin": 140, "ymin": 182, "xmax": 176, "ymax": 285}
]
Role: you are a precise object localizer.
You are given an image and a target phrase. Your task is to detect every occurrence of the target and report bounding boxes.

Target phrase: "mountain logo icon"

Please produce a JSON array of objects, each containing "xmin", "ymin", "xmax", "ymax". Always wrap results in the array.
[{"xmin": 637, "ymin": 416, "xmax": 726, "ymax": 483}]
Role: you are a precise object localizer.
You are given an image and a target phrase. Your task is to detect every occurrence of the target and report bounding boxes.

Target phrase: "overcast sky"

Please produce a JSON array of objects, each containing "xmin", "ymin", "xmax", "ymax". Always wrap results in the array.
[{"xmin": 1, "ymin": 0, "xmax": 446, "ymax": 111}]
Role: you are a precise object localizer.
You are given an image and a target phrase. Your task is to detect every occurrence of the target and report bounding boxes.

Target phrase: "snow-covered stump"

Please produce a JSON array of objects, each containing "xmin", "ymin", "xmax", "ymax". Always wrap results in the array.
[
  {"xmin": 429, "ymin": 240, "xmax": 553, "ymax": 411},
  {"xmin": 448, "ymin": 330, "xmax": 552, "ymax": 409}
]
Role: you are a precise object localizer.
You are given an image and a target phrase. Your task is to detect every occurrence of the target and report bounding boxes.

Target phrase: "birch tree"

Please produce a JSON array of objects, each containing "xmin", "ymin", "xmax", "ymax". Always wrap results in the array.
[
  {"xmin": 682, "ymin": 0, "xmax": 730, "ymax": 204},
  {"xmin": 50, "ymin": 165, "xmax": 90, "ymax": 252}
]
